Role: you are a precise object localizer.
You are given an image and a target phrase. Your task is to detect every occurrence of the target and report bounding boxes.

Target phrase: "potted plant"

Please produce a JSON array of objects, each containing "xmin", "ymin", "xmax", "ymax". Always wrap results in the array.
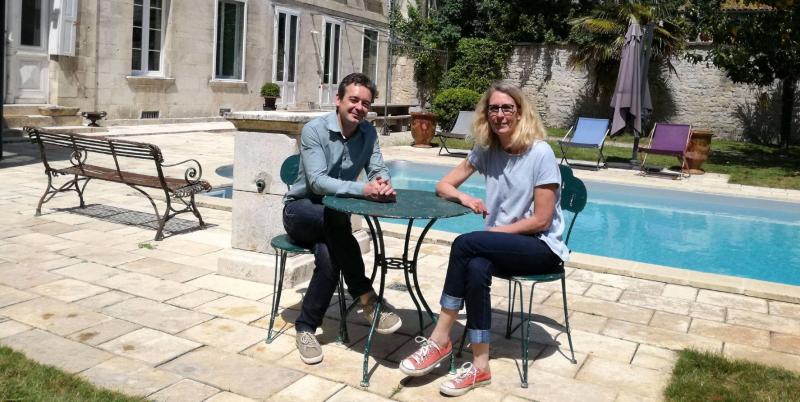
[{"xmin": 260, "ymin": 83, "xmax": 281, "ymax": 111}]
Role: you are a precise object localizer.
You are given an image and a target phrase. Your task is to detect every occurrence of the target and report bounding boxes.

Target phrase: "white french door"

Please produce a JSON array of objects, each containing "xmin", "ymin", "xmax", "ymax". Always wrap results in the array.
[
  {"xmin": 273, "ymin": 8, "xmax": 298, "ymax": 106},
  {"xmin": 319, "ymin": 19, "xmax": 341, "ymax": 106},
  {"xmin": 4, "ymin": 0, "xmax": 50, "ymax": 103}
]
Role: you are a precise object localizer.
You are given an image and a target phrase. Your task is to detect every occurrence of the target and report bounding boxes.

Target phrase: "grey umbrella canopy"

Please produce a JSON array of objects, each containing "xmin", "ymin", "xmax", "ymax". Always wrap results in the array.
[{"xmin": 610, "ymin": 22, "xmax": 652, "ymax": 138}]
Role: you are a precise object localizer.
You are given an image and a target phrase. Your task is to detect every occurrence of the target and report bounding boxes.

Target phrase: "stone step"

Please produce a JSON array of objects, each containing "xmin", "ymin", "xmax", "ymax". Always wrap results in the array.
[
  {"xmin": 2, "ymin": 104, "xmax": 51, "ymax": 116},
  {"xmin": 216, "ymin": 230, "xmax": 372, "ymax": 287},
  {"xmin": 3, "ymin": 114, "xmax": 83, "ymax": 129},
  {"xmin": 103, "ymin": 116, "xmax": 227, "ymax": 127}
]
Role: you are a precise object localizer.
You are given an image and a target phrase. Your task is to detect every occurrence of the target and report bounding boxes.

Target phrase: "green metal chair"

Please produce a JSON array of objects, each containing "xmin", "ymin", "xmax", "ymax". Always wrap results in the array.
[
  {"xmin": 455, "ymin": 164, "xmax": 587, "ymax": 388},
  {"xmin": 266, "ymin": 154, "xmax": 349, "ymax": 344}
]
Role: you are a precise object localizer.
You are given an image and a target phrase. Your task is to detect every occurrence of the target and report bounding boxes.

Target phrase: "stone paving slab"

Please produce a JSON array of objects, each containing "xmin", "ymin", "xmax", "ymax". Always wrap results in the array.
[
  {"xmin": 99, "ymin": 327, "xmax": 201, "ymax": 365},
  {"xmin": 167, "ymin": 289, "xmax": 226, "ymax": 309},
  {"xmin": 0, "ymin": 329, "xmax": 113, "ymax": 373},
  {"xmin": 186, "ymin": 274, "xmax": 273, "ymax": 300},
  {"xmin": 149, "ymin": 378, "xmax": 220, "ymax": 402},
  {"xmin": 0, "ymin": 263, "xmax": 63, "ymax": 289},
  {"xmin": 179, "ymin": 317, "xmax": 264, "ymax": 353},
  {"xmin": 0, "ymin": 320, "xmax": 32, "ymax": 338},
  {"xmin": 97, "ymin": 272, "xmax": 197, "ymax": 302},
  {"xmin": 0, "ymin": 284, "xmax": 38, "ymax": 308},
  {"xmin": 603, "ymin": 320, "xmax": 722, "ymax": 353},
  {"xmin": 29, "ymin": 278, "xmax": 109, "ymax": 302},
  {"xmin": 74, "ymin": 290, "xmax": 136, "ymax": 311},
  {"xmin": 161, "ymin": 347, "xmax": 305, "ymax": 400},
  {"xmin": 52, "ymin": 262, "xmax": 127, "ymax": 283},
  {"xmin": 118, "ymin": 257, "xmax": 213, "ymax": 283},
  {"xmin": 80, "ymin": 356, "xmax": 182, "ymax": 397},
  {"xmin": 67, "ymin": 318, "xmax": 142, "ymax": 346},
  {"xmin": 207, "ymin": 392, "xmax": 258, "ymax": 402},
  {"xmin": 267, "ymin": 374, "xmax": 345, "ymax": 402},
  {"xmin": 0, "ymin": 296, "xmax": 112, "ymax": 335},
  {"xmin": 196, "ymin": 295, "xmax": 269, "ymax": 323},
  {"xmin": 726, "ymin": 308, "xmax": 800, "ymax": 334},
  {"xmin": 103, "ymin": 297, "xmax": 213, "ymax": 334},
  {"xmin": 576, "ymin": 356, "xmax": 669, "ymax": 400}
]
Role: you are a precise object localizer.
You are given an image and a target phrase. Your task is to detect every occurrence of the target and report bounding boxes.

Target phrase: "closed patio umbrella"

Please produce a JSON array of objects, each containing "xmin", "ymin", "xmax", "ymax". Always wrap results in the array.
[{"xmin": 610, "ymin": 21, "xmax": 653, "ymax": 161}]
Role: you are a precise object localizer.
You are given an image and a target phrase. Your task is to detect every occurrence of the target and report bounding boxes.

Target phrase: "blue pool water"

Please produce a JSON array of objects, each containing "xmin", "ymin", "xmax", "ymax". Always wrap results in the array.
[{"xmin": 386, "ymin": 161, "xmax": 800, "ymax": 286}]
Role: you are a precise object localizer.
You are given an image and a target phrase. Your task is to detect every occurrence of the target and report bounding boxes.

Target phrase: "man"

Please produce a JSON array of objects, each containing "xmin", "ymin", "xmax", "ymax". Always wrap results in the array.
[{"xmin": 283, "ymin": 73, "xmax": 401, "ymax": 365}]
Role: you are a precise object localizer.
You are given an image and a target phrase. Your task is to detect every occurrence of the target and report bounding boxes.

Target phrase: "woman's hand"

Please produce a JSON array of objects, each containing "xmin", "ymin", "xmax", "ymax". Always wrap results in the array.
[{"xmin": 458, "ymin": 193, "xmax": 488, "ymax": 216}]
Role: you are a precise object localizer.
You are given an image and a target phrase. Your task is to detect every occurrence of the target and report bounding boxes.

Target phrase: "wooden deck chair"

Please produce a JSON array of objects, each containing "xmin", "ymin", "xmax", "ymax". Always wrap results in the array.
[
  {"xmin": 558, "ymin": 117, "xmax": 610, "ymax": 170},
  {"xmin": 435, "ymin": 111, "xmax": 475, "ymax": 156},
  {"xmin": 638, "ymin": 123, "xmax": 692, "ymax": 178}
]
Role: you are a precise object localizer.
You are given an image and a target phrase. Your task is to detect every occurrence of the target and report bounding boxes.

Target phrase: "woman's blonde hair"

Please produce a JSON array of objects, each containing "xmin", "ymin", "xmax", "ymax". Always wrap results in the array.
[{"xmin": 472, "ymin": 82, "xmax": 547, "ymax": 152}]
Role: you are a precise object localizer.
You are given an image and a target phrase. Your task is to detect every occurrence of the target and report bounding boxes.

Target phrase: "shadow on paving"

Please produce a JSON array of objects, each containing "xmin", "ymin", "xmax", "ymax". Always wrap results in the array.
[
  {"xmin": 53, "ymin": 203, "xmax": 214, "ymax": 239},
  {"xmin": 0, "ymin": 141, "xmax": 71, "ymax": 169}
]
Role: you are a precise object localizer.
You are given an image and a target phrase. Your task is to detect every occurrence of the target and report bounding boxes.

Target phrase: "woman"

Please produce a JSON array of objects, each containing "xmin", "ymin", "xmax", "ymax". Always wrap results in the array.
[{"xmin": 398, "ymin": 83, "xmax": 569, "ymax": 396}]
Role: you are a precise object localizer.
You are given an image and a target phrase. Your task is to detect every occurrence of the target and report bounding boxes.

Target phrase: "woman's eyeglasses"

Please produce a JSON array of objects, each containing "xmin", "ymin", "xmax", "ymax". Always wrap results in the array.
[{"xmin": 487, "ymin": 104, "xmax": 517, "ymax": 115}]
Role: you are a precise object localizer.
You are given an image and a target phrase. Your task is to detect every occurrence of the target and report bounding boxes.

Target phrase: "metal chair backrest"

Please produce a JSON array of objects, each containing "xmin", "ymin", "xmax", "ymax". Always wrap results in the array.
[
  {"xmin": 559, "ymin": 164, "xmax": 587, "ymax": 245},
  {"xmin": 449, "ymin": 111, "xmax": 475, "ymax": 137},
  {"xmin": 571, "ymin": 118, "xmax": 609, "ymax": 145},
  {"xmin": 280, "ymin": 154, "xmax": 300, "ymax": 189}
]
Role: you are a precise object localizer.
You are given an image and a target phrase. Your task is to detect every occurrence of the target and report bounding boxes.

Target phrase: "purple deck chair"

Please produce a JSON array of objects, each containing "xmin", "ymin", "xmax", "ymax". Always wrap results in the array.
[
  {"xmin": 558, "ymin": 117, "xmax": 610, "ymax": 169},
  {"xmin": 638, "ymin": 123, "xmax": 692, "ymax": 177}
]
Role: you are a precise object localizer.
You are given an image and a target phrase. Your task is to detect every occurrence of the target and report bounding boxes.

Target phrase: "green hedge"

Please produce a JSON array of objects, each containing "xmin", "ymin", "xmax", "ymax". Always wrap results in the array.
[{"xmin": 431, "ymin": 88, "xmax": 481, "ymax": 129}]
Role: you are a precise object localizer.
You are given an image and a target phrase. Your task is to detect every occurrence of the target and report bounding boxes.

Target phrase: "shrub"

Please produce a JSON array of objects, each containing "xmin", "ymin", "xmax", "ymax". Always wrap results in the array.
[
  {"xmin": 431, "ymin": 87, "xmax": 481, "ymax": 130},
  {"xmin": 260, "ymin": 83, "xmax": 281, "ymax": 97},
  {"xmin": 439, "ymin": 38, "xmax": 511, "ymax": 94},
  {"xmin": 734, "ymin": 88, "xmax": 799, "ymax": 145}
]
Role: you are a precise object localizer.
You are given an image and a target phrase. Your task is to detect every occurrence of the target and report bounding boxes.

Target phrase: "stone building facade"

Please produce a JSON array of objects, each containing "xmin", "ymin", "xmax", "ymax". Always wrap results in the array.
[{"xmin": 5, "ymin": 0, "xmax": 399, "ymax": 119}]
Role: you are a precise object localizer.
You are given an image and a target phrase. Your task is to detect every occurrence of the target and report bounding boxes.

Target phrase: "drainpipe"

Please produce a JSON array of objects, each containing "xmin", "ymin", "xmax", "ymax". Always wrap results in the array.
[
  {"xmin": 1, "ymin": 1, "xmax": 5, "ymax": 159},
  {"xmin": 93, "ymin": 0, "xmax": 100, "ymax": 113},
  {"xmin": 382, "ymin": 0, "xmax": 394, "ymax": 135}
]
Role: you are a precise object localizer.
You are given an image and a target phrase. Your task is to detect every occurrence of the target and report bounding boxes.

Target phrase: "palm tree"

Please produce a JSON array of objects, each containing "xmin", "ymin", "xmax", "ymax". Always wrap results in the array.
[{"xmin": 567, "ymin": 0, "xmax": 688, "ymax": 100}]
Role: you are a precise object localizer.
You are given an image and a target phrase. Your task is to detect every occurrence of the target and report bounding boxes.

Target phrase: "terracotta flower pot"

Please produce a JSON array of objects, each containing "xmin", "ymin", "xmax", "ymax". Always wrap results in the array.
[
  {"xmin": 410, "ymin": 111, "xmax": 436, "ymax": 148},
  {"xmin": 684, "ymin": 128, "xmax": 713, "ymax": 174}
]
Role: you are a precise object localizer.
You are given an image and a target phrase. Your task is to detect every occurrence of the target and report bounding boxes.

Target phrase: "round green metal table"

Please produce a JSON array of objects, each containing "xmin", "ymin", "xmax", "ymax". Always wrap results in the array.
[{"xmin": 323, "ymin": 189, "xmax": 471, "ymax": 387}]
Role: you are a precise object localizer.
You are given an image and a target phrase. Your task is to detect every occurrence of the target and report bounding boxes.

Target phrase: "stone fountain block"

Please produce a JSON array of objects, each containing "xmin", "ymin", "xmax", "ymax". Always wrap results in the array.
[{"xmin": 233, "ymin": 131, "xmax": 299, "ymax": 195}]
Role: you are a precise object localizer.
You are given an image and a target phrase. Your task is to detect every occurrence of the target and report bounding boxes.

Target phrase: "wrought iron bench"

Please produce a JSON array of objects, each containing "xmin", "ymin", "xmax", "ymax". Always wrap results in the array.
[{"xmin": 25, "ymin": 127, "xmax": 211, "ymax": 240}]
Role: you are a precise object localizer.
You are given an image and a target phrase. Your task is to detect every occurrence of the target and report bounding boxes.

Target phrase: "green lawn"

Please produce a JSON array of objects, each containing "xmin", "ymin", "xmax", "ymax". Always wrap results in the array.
[
  {"xmin": 0, "ymin": 346, "xmax": 147, "ymax": 402},
  {"xmin": 665, "ymin": 349, "xmax": 800, "ymax": 402},
  {"xmin": 436, "ymin": 130, "xmax": 800, "ymax": 190}
]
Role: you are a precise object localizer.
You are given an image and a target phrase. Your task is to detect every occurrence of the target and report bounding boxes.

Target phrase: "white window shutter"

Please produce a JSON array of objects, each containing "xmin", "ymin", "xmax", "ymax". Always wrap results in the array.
[{"xmin": 49, "ymin": 0, "xmax": 78, "ymax": 56}]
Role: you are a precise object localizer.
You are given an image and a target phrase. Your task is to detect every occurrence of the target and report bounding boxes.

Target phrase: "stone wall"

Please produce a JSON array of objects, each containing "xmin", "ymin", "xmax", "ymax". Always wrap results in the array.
[
  {"xmin": 506, "ymin": 44, "xmax": 759, "ymax": 139},
  {"xmin": 389, "ymin": 43, "xmax": 765, "ymax": 139}
]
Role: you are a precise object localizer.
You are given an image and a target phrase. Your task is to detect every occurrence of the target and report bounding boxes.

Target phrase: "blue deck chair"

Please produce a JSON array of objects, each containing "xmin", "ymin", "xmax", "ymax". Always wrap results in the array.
[
  {"xmin": 436, "ymin": 111, "xmax": 474, "ymax": 156},
  {"xmin": 558, "ymin": 117, "xmax": 610, "ymax": 169}
]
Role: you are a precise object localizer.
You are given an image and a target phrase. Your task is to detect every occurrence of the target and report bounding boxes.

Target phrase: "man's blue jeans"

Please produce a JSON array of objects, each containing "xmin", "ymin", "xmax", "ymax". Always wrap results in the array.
[
  {"xmin": 440, "ymin": 231, "xmax": 563, "ymax": 344},
  {"xmin": 283, "ymin": 198, "xmax": 373, "ymax": 333}
]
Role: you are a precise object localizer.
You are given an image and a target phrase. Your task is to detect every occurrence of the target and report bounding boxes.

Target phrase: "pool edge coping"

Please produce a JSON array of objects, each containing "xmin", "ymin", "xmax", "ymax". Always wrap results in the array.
[{"xmin": 377, "ymin": 220, "xmax": 800, "ymax": 305}]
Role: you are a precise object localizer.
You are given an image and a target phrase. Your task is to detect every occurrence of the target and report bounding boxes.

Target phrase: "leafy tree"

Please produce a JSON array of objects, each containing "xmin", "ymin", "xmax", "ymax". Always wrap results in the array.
[
  {"xmin": 698, "ymin": 0, "xmax": 800, "ymax": 148},
  {"xmin": 567, "ymin": 0, "xmax": 688, "ymax": 100}
]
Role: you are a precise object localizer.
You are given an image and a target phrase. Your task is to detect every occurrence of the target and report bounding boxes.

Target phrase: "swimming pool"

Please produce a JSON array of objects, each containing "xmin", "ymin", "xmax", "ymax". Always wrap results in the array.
[{"xmin": 386, "ymin": 161, "xmax": 800, "ymax": 286}]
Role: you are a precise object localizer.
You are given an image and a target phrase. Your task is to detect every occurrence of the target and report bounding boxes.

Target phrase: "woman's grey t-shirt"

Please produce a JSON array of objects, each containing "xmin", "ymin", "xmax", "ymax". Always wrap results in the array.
[{"xmin": 467, "ymin": 140, "xmax": 569, "ymax": 261}]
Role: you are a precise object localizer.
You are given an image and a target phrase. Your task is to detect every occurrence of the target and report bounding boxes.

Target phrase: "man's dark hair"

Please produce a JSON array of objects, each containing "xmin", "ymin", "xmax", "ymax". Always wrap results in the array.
[{"xmin": 337, "ymin": 73, "xmax": 378, "ymax": 102}]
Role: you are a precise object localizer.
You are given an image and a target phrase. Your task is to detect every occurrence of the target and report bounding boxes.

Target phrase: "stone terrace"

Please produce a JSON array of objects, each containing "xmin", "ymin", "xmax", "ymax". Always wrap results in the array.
[{"xmin": 1, "ymin": 129, "xmax": 799, "ymax": 402}]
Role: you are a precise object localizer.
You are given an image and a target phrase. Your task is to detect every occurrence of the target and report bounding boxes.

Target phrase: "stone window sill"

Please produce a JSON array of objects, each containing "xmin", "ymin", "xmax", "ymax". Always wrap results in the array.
[
  {"xmin": 209, "ymin": 79, "xmax": 248, "ymax": 89},
  {"xmin": 125, "ymin": 75, "xmax": 176, "ymax": 87}
]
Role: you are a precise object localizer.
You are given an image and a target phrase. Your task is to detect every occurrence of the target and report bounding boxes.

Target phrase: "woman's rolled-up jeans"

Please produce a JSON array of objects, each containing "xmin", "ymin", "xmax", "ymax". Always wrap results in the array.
[{"xmin": 440, "ymin": 230, "xmax": 563, "ymax": 344}]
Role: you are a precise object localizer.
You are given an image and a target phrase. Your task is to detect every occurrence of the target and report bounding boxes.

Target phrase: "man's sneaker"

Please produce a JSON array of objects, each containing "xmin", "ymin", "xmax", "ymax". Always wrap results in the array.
[
  {"xmin": 359, "ymin": 299, "xmax": 402, "ymax": 334},
  {"xmin": 296, "ymin": 331, "xmax": 323, "ymax": 364},
  {"xmin": 440, "ymin": 362, "xmax": 491, "ymax": 396},
  {"xmin": 399, "ymin": 336, "xmax": 453, "ymax": 377}
]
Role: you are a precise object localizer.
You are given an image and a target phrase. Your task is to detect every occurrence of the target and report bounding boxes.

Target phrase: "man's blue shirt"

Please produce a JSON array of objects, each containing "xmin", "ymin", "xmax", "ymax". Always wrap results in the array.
[{"xmin": 284, "ymin": 111, "xmax": 389, "ymax": 203}]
